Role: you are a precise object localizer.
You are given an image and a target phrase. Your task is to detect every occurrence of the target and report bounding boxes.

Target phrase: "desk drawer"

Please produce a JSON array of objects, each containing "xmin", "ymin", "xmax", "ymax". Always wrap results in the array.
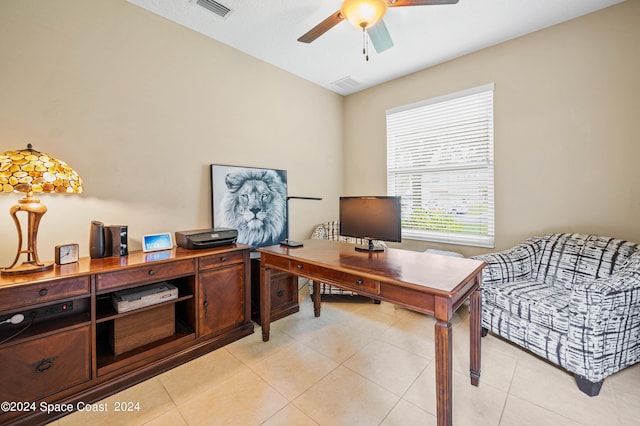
[
  {"xmin": 0, "ymin": 277, "xmax": 90, "ymax": 311},
  {"xmin": 291, "ymin": 261, "xmax": 380, "ymax": 294},
  {"xmin": 0, "ymin": 325, "xmax": 91, "ymax": 401},
  {"xmin": 261, "ymin": 253, "xmax": 289, "ymax": 270},
  {"xmin": 96, "ymin": 259, "xmax": 195, "ymax": 292},
  {"xmin": 199, "ymin": 251, "xmax": 244, "ymax": 271}
]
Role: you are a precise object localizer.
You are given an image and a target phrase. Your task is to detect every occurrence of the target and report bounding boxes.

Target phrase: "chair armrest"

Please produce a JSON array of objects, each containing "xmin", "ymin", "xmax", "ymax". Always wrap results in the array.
[
  {"xmin": 567, "ymin": 256, "xmax": 640, "ymax": 380},
  {"xmin": 472, "ymin": 239, "xmax": 540, "ymax": 284}
]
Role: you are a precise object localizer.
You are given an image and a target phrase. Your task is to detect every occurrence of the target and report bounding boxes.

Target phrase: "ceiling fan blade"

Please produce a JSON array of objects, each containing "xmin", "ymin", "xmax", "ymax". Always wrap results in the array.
[
  {"xmin": 298, "ymin": 11, "xmax": 344, "ymax": 43},
  {"xmin": 388, "ymin": 0, "xmax": 459, "ymax": 7},
  {"xmin": 367, "ymin": 19, "xmax": 394, "ymax": 53}
]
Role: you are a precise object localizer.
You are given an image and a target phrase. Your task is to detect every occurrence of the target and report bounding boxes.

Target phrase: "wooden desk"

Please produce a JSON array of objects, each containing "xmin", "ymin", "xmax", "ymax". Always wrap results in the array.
[{"xmin": 258, "ymin": 239, "xmax": 485, "ymax": 426}]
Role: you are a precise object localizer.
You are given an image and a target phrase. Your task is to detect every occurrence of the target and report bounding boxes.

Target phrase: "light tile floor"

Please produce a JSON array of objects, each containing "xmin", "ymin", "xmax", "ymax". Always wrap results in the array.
[{"xmin": 51, "ymin": 282, "xmax": 640, "ymax": 426}]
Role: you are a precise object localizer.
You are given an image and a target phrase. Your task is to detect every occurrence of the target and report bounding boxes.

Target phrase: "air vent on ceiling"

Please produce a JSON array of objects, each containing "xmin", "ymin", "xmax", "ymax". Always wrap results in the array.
[
  {"xmin": 191, "ymin": 0, "xmax": 232, "ymax": 19},
  {"xmin": 331, "ymin": 76, "xmax": 361, "ymax": 91}
]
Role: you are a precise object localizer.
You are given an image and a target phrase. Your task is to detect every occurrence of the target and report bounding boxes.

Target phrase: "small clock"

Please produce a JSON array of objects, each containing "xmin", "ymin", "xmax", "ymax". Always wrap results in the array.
[{"xmin": 55, "ymin": 243, "xmax": 79, "ymax": 265}]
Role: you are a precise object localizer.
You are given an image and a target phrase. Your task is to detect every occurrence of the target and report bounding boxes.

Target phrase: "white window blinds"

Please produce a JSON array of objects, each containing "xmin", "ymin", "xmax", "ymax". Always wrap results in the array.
[{"xmin": 386, "ymin": 83, "xmax": 495, "ymax": 248}]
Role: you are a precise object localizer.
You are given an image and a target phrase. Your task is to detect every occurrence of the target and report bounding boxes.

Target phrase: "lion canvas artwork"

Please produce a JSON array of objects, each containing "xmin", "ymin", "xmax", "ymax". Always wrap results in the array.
[{"xmin": 211, "ymin": 165, "xmax": 288, "ymax": 248}]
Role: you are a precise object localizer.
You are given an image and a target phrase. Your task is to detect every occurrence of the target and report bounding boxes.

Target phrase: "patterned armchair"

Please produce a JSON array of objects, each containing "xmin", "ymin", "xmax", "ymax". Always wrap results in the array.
[
  {"xmin": 473, "ymin": 233, "xmax": 640, "ymax": 396},
  {"xmin": 310, "ymin": 221, "xmax": 385, "ymax": 297}
]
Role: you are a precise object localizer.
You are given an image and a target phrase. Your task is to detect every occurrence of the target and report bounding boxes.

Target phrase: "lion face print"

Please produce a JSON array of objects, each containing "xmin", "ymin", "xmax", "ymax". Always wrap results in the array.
[{"xmin": 220, "ymin": 169, "xmax": 287, "ymax": 247}]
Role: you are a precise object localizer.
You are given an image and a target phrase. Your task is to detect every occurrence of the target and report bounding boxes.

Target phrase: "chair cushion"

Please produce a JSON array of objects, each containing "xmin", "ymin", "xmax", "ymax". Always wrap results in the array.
[
  {"xmin": 482, "ymin": 280, "xmax": 570, "ymax": 334},
  {"xmin": 482, "ymin": 303, "xmax": 568, "ymax": 367}
]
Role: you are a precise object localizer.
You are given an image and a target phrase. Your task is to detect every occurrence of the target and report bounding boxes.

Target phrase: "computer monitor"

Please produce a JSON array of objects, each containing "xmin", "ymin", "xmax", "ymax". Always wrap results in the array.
[{"xmin": 339, "ymin": 196, "xmax": 402, "ymax": 252}]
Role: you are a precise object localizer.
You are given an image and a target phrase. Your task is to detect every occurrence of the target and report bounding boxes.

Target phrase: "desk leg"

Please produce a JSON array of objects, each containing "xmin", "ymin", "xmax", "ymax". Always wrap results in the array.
[
  {"xmin": 312, "ymin": 281, "xmax": 321, "ymax": 317},
  {"xmin": 435, "ymin": 319, "xmax": 452, "ymax": 426},
  {"xmin": 470, "ymin": 285, "xmax": 481, "ymax": 386},
  {"xmin": 260, "ymin": 266, "xmax": 272, "ymax": 342}
]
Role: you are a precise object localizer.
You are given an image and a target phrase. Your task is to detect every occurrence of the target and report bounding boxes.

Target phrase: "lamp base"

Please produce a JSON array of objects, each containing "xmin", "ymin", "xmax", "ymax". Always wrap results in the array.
[
  {"xmin": 1, "ymin": 261, "xmax": 54, "ymax": 276},
  {"xmin": 3, "ymin": 193, "xmax": 52, "ymax": 276}
]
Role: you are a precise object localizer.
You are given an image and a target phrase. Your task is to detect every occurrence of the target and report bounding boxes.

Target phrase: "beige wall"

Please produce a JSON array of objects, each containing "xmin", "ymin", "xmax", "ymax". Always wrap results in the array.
[
  {"xmin": 0, "ymin": 0, "xmax": 343, "ymax": 264},
  {"xmin": 343, "ymin": 1, "xmax": 640, "ymax": 256},
  {"xmin": 1, "ymin": 1, "xmax": 638, "ymax": 266}
]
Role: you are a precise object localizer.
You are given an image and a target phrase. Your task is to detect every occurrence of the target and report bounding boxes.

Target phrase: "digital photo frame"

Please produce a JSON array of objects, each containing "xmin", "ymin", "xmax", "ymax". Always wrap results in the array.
[{"xmin": 142, "ymin": 232, "xmax": 173, "ymax": 252}]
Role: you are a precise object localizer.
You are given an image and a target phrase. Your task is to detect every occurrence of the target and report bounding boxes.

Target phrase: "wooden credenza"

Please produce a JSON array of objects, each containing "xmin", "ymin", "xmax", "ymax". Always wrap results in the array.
[{"xmin": 0, "ymin": 245, "xmax": 254, "ymax": 426}]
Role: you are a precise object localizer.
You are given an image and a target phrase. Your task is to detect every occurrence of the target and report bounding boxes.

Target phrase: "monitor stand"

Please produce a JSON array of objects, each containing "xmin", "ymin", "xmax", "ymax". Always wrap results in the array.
[{"xmin": 355, "ymin": 239, "xmax": 385, "ymax": 252}]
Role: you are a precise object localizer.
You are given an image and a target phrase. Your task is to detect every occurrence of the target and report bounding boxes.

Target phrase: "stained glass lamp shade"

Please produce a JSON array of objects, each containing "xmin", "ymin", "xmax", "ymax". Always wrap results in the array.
[{"xmin": 0, "ymin": 144, "xmax": 83, "ymax": 275}]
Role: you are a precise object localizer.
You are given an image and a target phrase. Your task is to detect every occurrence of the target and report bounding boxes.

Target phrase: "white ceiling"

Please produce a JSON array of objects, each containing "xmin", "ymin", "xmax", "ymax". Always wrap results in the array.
[{"xmin": 127, "ymin": 0, "xmax": 623, "ymax": 96}]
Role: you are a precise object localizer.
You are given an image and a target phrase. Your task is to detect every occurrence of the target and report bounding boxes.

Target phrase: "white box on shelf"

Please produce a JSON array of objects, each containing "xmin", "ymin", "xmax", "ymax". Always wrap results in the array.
[{"xmin": 111, "ymin": 282, "xmax": 178, "ymax": 313}]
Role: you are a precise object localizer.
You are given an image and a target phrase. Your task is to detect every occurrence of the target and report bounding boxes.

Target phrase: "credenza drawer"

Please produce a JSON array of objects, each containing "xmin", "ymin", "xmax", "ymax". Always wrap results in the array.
[
  {"xmin": 0, "ymin": 325, "xmax": 91, "ymax": 402},
  {"xmin": 199, "ymin": 251, "xmax": 244, "ymax": 271},
  {"xmin": 290, "ymin": 261, "xmax": 380, "ymax": 294},
  {"xmin": 95, "ymin": 259, "xmax": 196, "ymax": 292},
  {"xmin": 0, "ymin": 276, "xmax": 90, "ymax": 311}
]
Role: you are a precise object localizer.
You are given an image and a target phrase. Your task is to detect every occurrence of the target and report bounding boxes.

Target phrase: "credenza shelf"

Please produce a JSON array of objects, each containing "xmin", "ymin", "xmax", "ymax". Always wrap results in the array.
[
  {"xmin": 95, "ymin": 293, "xmax": 194, "ymax": 323},
  {"xmin": 96, "ymin": 320, "xmax": 196, "ymax": 376},
  {"xmin": 0, "ymin": 312, "xmax": 92, "ymax": 349}
]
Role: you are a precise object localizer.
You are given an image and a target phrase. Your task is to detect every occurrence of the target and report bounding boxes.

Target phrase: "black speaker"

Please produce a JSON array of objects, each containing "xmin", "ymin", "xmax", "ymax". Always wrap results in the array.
[
  {"xmin": 108, "ymin": 225, "xmax": 128, "ymax": 257},
  {"xmin": 89, "ymin": 221, "xmax": 106, "ymax": 259}
]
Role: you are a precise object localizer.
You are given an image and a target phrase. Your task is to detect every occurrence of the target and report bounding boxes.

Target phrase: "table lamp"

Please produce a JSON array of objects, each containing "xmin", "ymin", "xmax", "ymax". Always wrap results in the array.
[{"xmin": 0, "ymin": 144, "xmax": 83, "ymax": 275}]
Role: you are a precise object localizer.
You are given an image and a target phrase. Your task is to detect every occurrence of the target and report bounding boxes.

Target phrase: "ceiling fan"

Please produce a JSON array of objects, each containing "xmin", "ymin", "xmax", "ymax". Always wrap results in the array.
[{"xmin": 298, "ymin": 0, "xmax": 459, "ymax": 60}]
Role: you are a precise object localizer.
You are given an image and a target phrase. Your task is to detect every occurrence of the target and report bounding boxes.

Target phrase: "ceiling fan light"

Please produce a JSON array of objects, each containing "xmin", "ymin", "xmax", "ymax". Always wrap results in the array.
[{"xmin": 341, "ymin": 0, "xmax": 387, "ymax": 29}]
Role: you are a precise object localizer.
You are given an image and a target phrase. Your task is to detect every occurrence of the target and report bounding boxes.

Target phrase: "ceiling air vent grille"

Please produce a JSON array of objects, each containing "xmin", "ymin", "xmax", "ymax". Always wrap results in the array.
[
  {"xmin": 193, "ymin": 0, "xmax": 232, "ymax": 19},
  {"xmin": 331, "ymin": 76, "xmax": 361, "ymax": 91}
]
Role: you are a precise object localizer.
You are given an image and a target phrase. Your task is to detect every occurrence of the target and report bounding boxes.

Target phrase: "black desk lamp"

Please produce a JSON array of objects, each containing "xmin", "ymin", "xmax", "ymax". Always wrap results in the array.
[{"xmin": 280, "ymin": 196, "xmax": 322, "ymax": 247}]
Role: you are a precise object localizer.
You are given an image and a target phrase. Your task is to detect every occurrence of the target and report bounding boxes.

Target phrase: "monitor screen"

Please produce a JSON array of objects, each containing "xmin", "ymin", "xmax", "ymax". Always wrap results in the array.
[{"xmin": 339, "ymin": 196, "xmax": 402, "ymax": 246}]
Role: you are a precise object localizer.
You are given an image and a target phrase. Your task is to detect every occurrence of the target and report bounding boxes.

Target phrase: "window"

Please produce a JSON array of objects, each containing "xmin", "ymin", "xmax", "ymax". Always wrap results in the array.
[{"xmin": 386, "ymin": 83, "xmax": 495, "ymax": 248}]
